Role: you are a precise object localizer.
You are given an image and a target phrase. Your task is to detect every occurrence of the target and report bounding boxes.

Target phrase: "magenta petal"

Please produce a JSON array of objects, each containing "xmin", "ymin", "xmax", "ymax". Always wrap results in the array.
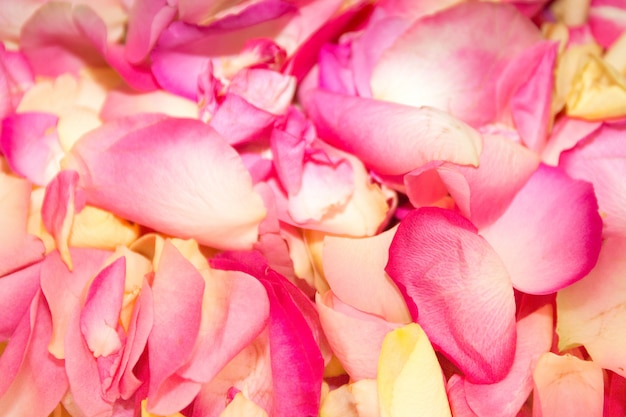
[
  {"xmin": 67, "ymin": 114, "xmax": 266, "ymax": 250},
  {"xmin": 147, "ymin": 241, "xmax": 205, "ymax": 414},
  {"xmin": 211, "ymin": 251, "xmax": 325, "ymax": 417},
  {"xmin": 0, "ymin": 112, "xmax": 62, "ymax": 186},
  {"xmin": 386, "ymin": 207, "xmax": 517, "ymax": 384},
  {"xmin": 303, "ymin": 89, "xmax": 482, "ymax": 176},
  {"xmin": 481, "ymin": 164, "xmax": 603, "ymax": 294}
]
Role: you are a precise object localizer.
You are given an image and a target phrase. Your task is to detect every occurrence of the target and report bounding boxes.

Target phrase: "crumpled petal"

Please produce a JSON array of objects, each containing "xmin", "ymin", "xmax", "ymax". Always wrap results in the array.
[
  {"xmin": 480, "ymin": 164, "xmax": 603, "ymax": 294},
  {"xmin": 386, "ymin": 207, "xmax": 517, "ymax": 384},
  {"xmin": 532, "ymin": 353, "xmax": 603, "ymax": 417},
  {"xmin": 557, "ymin": 237, "xmax": 626, "ymax": 378},
  {"xmin": 370, "ymin": 2, "xmax": 541, "ymax": 127},
  {"xmin": 65, "ymin": 113, "xmax": 266, "ymax": 251},
  {"xmin": 303, "ymin": 89, "xmax": 482, "ymax": 176},
  {"xmin": 377, "ymin": 323, "xmax": 451, "ymax": 417}
]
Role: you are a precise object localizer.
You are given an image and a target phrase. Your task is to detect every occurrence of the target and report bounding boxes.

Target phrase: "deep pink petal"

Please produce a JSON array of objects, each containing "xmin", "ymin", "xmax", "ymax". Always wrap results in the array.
[
  {"xmin": 385, "ymin": 207, "xmax": 517, "ymax": 384},
  {"xmin": 147, "ymin": 241, "xmax": 205, "ymax": 414},
  {"xmin": 303, "ymin": 89, "xmax": 482, "ymax": 176},
  {"xmin": 589, "ymin": 0, "xmax": 626, "ymax": 48},
  {"xmin": 0, "ymin": 46, "xmax": 34, "ymax": 118},
  {"xmin": 0, "ymin": 261, "xmax": 41, "ymax": 339},
  {"xmin": 66, "ymin": 114, "xmax": 266, "ymax": 251},
  {"xmin": 0, "ymin": 292, "xmax": 68, "ymax": 417},
  {"xmin": 211, "ymin": 251, "xmax": 325, "ymax": 417},
  {"xmin": 0, "ymin": 112, "xmax": 62, "ymax": 186},
  {"xmin": 371, "ymin": 2, "xmax": 541, "ymax": 127},
  {"xmin": 559, "ymin": 122, "xmax": 626, "ymax": 238},
  {"xmin": 481, "ymin": 164, "xmax": 603, "ymax": 294},
  {"xmin": 316, "ymin": 291, "xmax": 400, "ymax": 380},
  {"xmin": 605, "ymin": 371, "xmax": 626, "ymax": 417}
]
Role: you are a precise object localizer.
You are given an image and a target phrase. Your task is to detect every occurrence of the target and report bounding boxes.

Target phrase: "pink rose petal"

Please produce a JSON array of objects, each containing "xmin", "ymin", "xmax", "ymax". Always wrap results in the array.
[{"xmin": 386, "ymin": 207, "xmax": 517, "ymax": 384}]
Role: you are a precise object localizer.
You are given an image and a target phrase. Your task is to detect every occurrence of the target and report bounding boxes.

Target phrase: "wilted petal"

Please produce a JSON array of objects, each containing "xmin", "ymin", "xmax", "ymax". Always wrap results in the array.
[
  {"xmin": 322, "ymin": 226, "xmax": 410, "ymax": 323},
  {"xmin": 66, "ymin": 114, "xmax": 266, "ymax": 251},
  {"xmin": 557, "ymin": 237, "xmax": 626, "ymax": 377},
  {"xmin": 377, "ymin": 323, "xmax": 451, "ymax": 417},
  {"xmin": 386, "ymin": 207, "xmax": 517, "ymax": 384},
  {"xmin": 532, "ymin": 353, "xmax": 603, "ymax": 417},
  {"xmin": 481, "ymin": 164, "xmax": 603, "ymax": 294},
  {"xmin": 371, "ymin": 2, "xmax": 541, "ymax": 127},
  {"xmin": 303, "ymin": 90, "xmax": 482, "ymax": 176}
]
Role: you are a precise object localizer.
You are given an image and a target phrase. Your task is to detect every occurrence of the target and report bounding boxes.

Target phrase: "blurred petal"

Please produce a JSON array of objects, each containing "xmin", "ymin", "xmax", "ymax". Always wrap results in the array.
[
  {"xmin": 377, "ymin": 323, "xmax": 451, "ymax": 417},
  {"xmin": 481, "ymin": 164, "xmax": 603, "ymax": 294},
  {"xmin": 557, "ymin": 237, "xmax": 626, "ymax": 377},
  {"xmin": 386, "ymin": 208, "xmax": 516, "ymax": 384},
  {"xmin": 532, "ymin": 353, "xmax": 603, "ymax": 417},
  {"xmin": 303, "ymin": 90, "xmax": 482, "ymax": 176},
  {"xmin": 219, "ymin": 392, "xmax": 269, "ymax": 417},
  {"xmin": 66, "ymin": 114, "xmax": 266, "ymax": 250},
  {"xmin": 319, "ymin": 379, "xmax": 379, "ymax": 417},
  {"xmin": 371, "ymin": 2, "xmax": 541, "ymax": 127}
]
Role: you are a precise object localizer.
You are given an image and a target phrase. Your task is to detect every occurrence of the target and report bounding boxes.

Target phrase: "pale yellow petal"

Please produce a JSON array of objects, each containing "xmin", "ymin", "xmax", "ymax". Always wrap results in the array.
[
  {"xmin": 219, "ymin": 393, "xmax": 268, "ymax": 417},
  {"xmin": 69, "ymin": 205, "xmax": 139, "ymax": 250},
  {"xmin": 320, "ymin": 380, "xmax": 379, "ymax": 417},
  {"xmin": 377, "ymin": 323, "xmax": 451, "ymax": 417},
  {"xmin": 141, "ymin": 400, "xmax": 185, "ymax": 417}
]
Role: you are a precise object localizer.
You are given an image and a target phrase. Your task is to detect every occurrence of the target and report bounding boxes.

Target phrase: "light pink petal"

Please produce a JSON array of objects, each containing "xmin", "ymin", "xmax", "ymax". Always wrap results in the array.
[
  {"xmin": 227, "ymin": 68, "xmax": 295, "ymax": 115},
  {"xmin": 447, "ymin": 376, "xmax": 479, "ymax": 417},
  {"xmin": 0, "ymin": 46, "xmax": 34, "ymax": 118},
  {"xmin": 0, "ymin": 112, "xmax": 63, "ymax": 186},
  {"xmin": 209, "ymin": 93, "xmax": 277, "ymax": 146},
  {"xmin": 41, "ymin": 170, "xmax": 84, "ymax": 269},
  {"xmin": 371, "ymin": 2, "xmax": 541, "ymax": 127},
  {"xmin": 385, "ymin": 207, "xmax": 517, "ymax": 384},
  {"xmin": 147, "ymin": 241, "xmax": 205, "ymax": 415},
  {"xmin": 316, "ymin": 291, "xmax": 401, "ymax": 380},
  {"xmin": 405, "ymin": 128, "xmax": 540, "ymax": 229},
  {"xmin": 0, "ymin": 292, "xmax": 68, "ymax": 417},
  {"xmin": 541, "ymin": 117, "xmax": 601, "ymax": 166},
  {"xmin": 211, "ymin": 251, "xmax": 325, "ymax": 417},
  {"xmin": 481, "ymin": 164, "xmax": 603, "ymax": 294},
  {"xmin": 318, "ymin": 43, "xmax": 358, "ymax": 96},
  {"xmin": 0, "ymin": 261, "xmax": 41, "ymax": 339},
  {"xmin": 322, "ymin": 227, "xmax": 410, "ymax": 323},
  {"xmin": 40, "ymin": 248, "xmax": 113, "ymax": 359},
  {"xmin": 559, "ymin": 122, "xmax": 626, "ymax": 238},
  {"xmin": 303, "ymin": 89, "xmax": 482, "ymax": 176},
  {"xmin": 67, "ymin": 114, "xmax": 266, "ymax": 251},
  {"xmin": 463, "ymin": 297, "xmax": 553, "ymax": 417},
  {"xmin": 497, "ymin": 41, "xmax": 558, "ymax": 153},
  {"xmin": 80, "ymin": 257, "xmax": 126, "ymax": 358},
  {"xmin": 124, "ymin": 0, "xmax": 177, "ymax": 63},
  {"xmin": 100, "ymin": 88, "xmax": 199, "ymax": 121},
  {"xmin": 556, "ymin": 237, "xmax": 626, "ymax": 378},
  {"xmin": 532, "ymin": 353, "xmax": 604, "ymax": 417}
]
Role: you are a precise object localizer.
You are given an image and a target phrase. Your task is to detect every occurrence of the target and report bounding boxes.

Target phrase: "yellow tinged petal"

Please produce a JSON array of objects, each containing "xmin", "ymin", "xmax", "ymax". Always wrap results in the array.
[
  {"xmin": 218, "ymin": 393, "xmax": 268, "ymax": 417},
  {"xmin": 320, "ymin": 380, "xmax": 379, "ymax": 417},
  {"xmin": 141, "ymin": 400, "xmax": 185, "ymax": 417},
  {"xmin": 605, "ymin": 31, "xmax": 626, "ymax": 74},
  {"xmin": 377, "ymin": 324, "xmax": 451, "ymax": 417},
  {"xmin": 69, "ymin": 205, "xmax": 139, "ymax": 250},
  {"xmin": 566, "ymin": 54, "xmax": 626, "ymax": 120}
]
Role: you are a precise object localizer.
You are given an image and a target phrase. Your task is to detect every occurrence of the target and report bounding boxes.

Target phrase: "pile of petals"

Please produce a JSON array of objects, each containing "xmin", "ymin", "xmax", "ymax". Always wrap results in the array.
[{"xmin": 2, "ymin": 0, "xmax": 626, "ymax": 416}]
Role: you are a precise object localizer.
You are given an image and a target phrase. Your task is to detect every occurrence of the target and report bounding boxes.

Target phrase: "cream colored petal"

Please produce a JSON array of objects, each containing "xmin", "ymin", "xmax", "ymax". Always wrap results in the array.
[{"xmin": 219, "ymin": 393, "xmax": 269, "ymax": 417}]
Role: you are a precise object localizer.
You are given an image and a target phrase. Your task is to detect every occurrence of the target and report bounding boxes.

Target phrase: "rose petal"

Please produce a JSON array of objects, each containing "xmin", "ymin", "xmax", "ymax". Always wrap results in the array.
[{"xmin": 386, "ymin": 207, "xmax": 517, "ymax": 384}]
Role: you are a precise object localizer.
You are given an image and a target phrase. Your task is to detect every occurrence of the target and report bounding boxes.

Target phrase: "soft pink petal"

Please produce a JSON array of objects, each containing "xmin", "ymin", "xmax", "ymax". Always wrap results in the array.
[
  {"xmin": 532, "ymin": 353, "xmax": 604, "ymax": 417},
  {"xmin": 447, "ymin": 376, "xmax": 479, "ymax": 417},
  {"xmin": 559, "ymin": 122, "xmax": 626, "ymax": 238},
  {"xmin": 0, "ymin": 292, "xmax": 68, "ymax": 417},
  {"xmin": 124, "ymin": 0, "xmax": 177, "ymax": 63},
  {"xmin": 405, "ymin": 128, "xmax": 540, "ymax": 229},
  {"xmin": 0, "ymin": 261, "xmax": 41, "ymax": 339},
  {"xmin": 318, "ymin": 43, "xmax": 358, "ymax": 96},
  {"xmin": 40, "ymin": 248, "xmax": 113, "ymax": 359},
  {"xmin": 541, "ymin": 117, "xmax": 601, "ymax": 166},
  {"xmin": 0, "ymin": 46, "xmax": 34, "ymax": 118},
  {"xmin": 227, "ymin": 68, "xmax": 295, "ymax": 115},
  {"xmin": 480, "ymin": 164, "xmax": 603, "ymax": 294},
  {"xmin": 0, "ymin": 112, "xmax": 63, "ymax": 186},
  {"xmin": 80, "ymin": 257, "xmax": 126, "ymax": 358},
  {"xmin": 385, "ymin": 207, "xmax": 517, "ymax": 384},
  {"xmin": 67, "ymin": 114, "xmax": 266, "ymax": 251},
  {"xmin": 316, "ymin": 291, "xmax": 401, "ymax": 380},
  {"xmin": 303, "ymin": 89, "xmax": 482, "ymax": 176},
  {"xmin": 322, "ymin": 227, "xmax": 410, "ymax": 323},
  {"xmin": 371, "ymin": 2, "xmax": 541, "ymax": 127},
  {"xmin": 211, "ymin": 251, "xmax": 325, "ymax": 417},
  {"xmin": 209, "ymin": 93, "xmax": 277, "ymax": 146},
  {"xmin": 462, "ymin": 297, "xmax": 553, "ymax": 417},
  {"xmin": 147, "ymin": 241, "xmax": 205, "ymax": 415},
  {"xmin": 497, "ymin": 41, "xmax": 558, "ymax": 153}
]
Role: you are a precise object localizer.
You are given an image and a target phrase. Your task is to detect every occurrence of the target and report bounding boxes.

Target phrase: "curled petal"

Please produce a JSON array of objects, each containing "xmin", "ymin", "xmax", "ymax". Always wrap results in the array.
[
  {"xmin": 386, "ymin": 207, "xmax": 517, "ymax": 384},
  {"xmin": 66, "ymin": 114, "xmax": 266, "ymax": 251},
  {"xmin": 303, "ymin": 90, "xmax": 482, "ymax": 176}
]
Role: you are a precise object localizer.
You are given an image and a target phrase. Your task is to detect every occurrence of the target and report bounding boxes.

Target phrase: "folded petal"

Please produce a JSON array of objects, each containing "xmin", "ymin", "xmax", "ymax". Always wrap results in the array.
[
  {"xmin": 481, "ymin": 164, "xmax": 603, "ymax": 294},
  {"xmin": 532, "ymin": 353, "xmax": 603, "ymax": 417},
  {"xmin": 371, "ymin": 2, "xmax": 541, "ymax": 127},
  {"xmin": 303, "ymin": 90, "xmax": 482, "ymax": 176},
  {"xmin": 377, "ymin": 323, "xmax": 451, "ymax": 417},
  {"xmin": 386, "ymin": 207, "xmax": 517, "ymax": 384},
  {"xmin": 66, "ymin": 114, "xmax": 266, "ymax": 250}
]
